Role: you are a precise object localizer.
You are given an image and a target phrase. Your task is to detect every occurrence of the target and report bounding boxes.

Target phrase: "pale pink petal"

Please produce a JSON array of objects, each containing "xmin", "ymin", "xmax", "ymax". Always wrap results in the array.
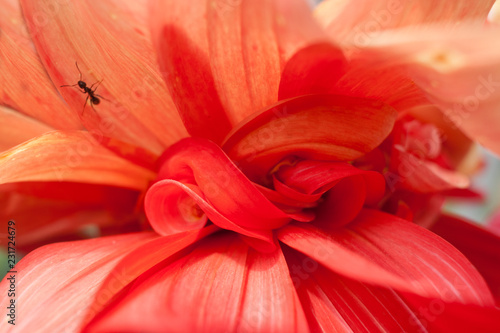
[
  {"xmin": 339, "ymin": 24, "xmax": 500, "ymax": 155},
  {"xmin": 0, "ymin": 106, "xmax": 53, "ymax": 151},
  {"xmin": 316, "ymin": 0, "xmax": 495, "ymax": 41},
  {"xmin": 0, "ymin": 131, "xmax": 155, "ymax": 190},
  {"xmin": 0, "ymin": 0, "xmax": 81, "ymax": 129},
  {"xmin": 20, "ymin": 0, "xmax": 188, "ymax": 155}
]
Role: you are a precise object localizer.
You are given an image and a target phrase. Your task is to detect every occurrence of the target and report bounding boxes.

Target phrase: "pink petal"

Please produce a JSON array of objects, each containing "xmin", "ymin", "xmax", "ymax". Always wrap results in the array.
[
  {"xmin": 0, "ymin": 232, "xmax": 158, "ymax": 332},
  {"xmin": 391, "ymin": 148, "xmax": 470, "ymax": 193},
  {"xmin": 85, "ymin": 234, "xmax": 309, "ymax": 333},
  {"xmin": 431, "ymin": 214, "xmax": 500, "ymax": 302},
  {"xmin": 339, "ymin": 24, "xmax": 500, "ymax": 155},
  {"xmin": 20, "ymin": 0, "xmax": 188, "ymax": 154},
  {"xmin": 278, "ymin": 209, "xmax": 495, "ymax": 305},
  {"xmin": 222, "ymin": 94, "xmax": 397, "ymax": 182},
  {"xmin": 150, "ymin": 0, "xmax": 232, "ymax": 144},
  {"xmin": 279, "ymin": 42, "xmax": 347, "ymax": 100},
  {"xmin": 317, "ymin": 0, "xmax": 494, "ymax": 40},
  {"xmin": 0, "ymin": 106, "xmax": 53, "ymax": 151},
  {"xmin": 0, "ymin": 131, "xmax": 155, "ymax": 190}
]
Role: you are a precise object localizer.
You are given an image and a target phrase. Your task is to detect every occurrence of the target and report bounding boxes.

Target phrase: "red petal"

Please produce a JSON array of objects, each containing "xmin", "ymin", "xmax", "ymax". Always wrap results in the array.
[
  {"xmin": 283, "ymin": 248, "xmax": 427, "ymax": 332},
  {"xmin": 150, "ymin": 1, "xmax": 232, "ymax": 144},
  {"xmin": 274, "ymin": 160, "xmax": 385, "ymax": 227},
  {"xmin": 0, "ymin": 106, "xmax": 53, "ymax": 151},
  {"xmin": 0, "ymin": 1, "xmax": 81, "ymax": 130},
  {"xmin": 0, "ymin": 131, "xmax": 155, "ymax": 190},
  {"xmin": 85, "ymin": 234, "xmax": 309, "ymax": 333},
  {"xmin": 279, "ymin": 42, "xmax": 347, "ymax": 100},
  {"xmin": 20, "ymin": 0, "xmax": 188, "ymax": 154},
  {"xmin": 0, "ymin": 232, "xmax": 157, "ymax": 332},
  {"xmin": 431, "ymin": 214, "xmax": 500, "ymax": 303},
  {"xmin": 222, "ymin": 94, "xmax": 397, "ymax": 182},
  {"xmin": 85, "ymin": 227, "xmax": 217, "ymax": 319},
  {"xmin": 278, "ymin": 209, "xmax": 495, "ymax": 305}
]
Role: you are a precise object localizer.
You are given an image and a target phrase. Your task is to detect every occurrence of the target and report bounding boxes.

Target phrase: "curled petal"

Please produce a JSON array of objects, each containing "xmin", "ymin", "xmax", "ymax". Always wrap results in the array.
[{"xmin": 222, "ymin": 94, "xmax": 397, "ymax": 182}]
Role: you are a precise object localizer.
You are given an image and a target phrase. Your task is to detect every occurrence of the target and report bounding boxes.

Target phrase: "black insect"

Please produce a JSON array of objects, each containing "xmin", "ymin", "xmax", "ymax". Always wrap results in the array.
[{"xmin": 60, "ymin": 61, "xmax": 106, "ymax": 114}]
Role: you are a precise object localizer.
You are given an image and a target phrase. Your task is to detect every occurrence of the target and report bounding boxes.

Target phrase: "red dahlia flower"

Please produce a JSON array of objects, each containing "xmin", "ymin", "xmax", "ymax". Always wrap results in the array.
[{"xmin": 1, "ymin": 0, "xmax": 500, "ymax": 332}]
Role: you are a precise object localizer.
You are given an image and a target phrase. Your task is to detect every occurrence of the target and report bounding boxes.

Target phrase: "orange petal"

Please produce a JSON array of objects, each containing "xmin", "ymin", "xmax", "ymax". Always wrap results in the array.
[
  {"xmin": 0, "ymin": 131, "xmax": 155, "ymax": 190},
  {"xmin": 20, "ymin": 0, "xmax": 188, "ymax": 154},
  {"xmin": 0, "ymin": 106, "xmax": 53, "ymax": 151},
  {"xmin": 316, "ymin": 0, "xmax": 495, "ymax": 41},
  {"xmin": 0, "ymin": 0, "xmax": 81, "ymax": 129}
]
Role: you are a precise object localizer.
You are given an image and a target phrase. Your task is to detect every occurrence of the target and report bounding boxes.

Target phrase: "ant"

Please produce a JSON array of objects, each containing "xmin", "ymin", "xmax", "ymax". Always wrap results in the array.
[{"xmin": 60, "ymin": 61, "xmax": 106, "ymax": 114}]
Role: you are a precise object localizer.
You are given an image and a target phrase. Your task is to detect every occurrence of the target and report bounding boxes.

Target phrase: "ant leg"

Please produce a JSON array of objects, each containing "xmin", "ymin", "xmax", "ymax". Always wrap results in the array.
[
  {"xmin": 94, "ymin": 94, "xmax": 111, "ymax": 102},
  {"xmin": 89, "ymin": 79, "xmax": 104, "ymax": 92},
  {"xmin": 75, "ymin": 61, "xmax": 83, "ymax": 82},
  {"xmin": 81, "ymin": 94, "xmax": 90, "ymax": 115}
]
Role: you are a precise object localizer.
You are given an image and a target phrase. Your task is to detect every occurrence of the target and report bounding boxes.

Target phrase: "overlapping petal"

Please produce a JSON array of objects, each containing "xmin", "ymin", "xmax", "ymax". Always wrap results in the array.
[
  {"xmin": 0, "ymin": 106, "xmax": 53, "ymax": 151},
  {"xmin": 222, "ymin": 94, "xmax": 397, "ymax": 182},
  {"xmin": 0, "ymin": 131, "xmax": 155, "ymax": 190},
  {"xmin": 84, "ymin": 234, "xmax": 309, "ymax": 333}
]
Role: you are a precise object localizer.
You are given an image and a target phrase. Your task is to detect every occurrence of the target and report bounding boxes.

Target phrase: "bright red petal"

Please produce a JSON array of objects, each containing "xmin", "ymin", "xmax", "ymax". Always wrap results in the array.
[
  {"xmin": 85, "ymin": 234, "xmax": 309, "ymax": 333},
  {"xmin": 0, "ymin": 131, "xmax": 155, "ymax": 190},
  {"xmin": 279, "ymin": 42, "xmax": 347, "ymax": 100},
  {"xmin": 20, "ymin": 0, "xmax": 188, "ymax": 154},
  {"xmin": 278, "ymin": 209, "xmax": 495, "ymax": 305},
  {"xmin": 0, "ymin": 232, "xmax": 158, "ymax": 332},
  {"xmin": 431, "ymin": 214, "xmax": 500, "ymax": 303},
  {"xmin": 222, "ymin": 94, "xmax": 397, "ymax": 182},
  {"xmin": 0, "ymin": 106, "xmax": 53, "ymax": 151}
]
